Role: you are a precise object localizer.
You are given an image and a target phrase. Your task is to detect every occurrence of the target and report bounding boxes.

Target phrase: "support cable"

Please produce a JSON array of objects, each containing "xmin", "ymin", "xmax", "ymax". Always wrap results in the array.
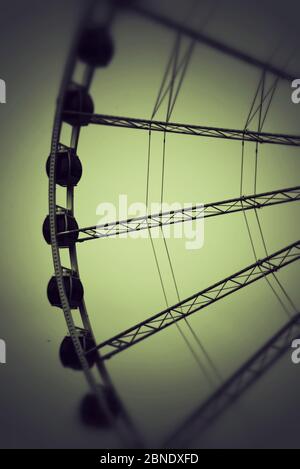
[
  {"xmin": 88, "ymin": 240, "xmax": 300, "ymax": 359},
  {"xmin": 253, "ymin": 73, "xmax": 298, "ymax": 315},
  {"xmin": 241, "ymin": 70, "xmax": 297, "ymax": 319}
]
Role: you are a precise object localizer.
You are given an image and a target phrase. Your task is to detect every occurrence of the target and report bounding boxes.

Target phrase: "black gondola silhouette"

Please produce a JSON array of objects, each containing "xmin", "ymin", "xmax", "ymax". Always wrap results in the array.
[{"xmin": 44, "ymin": 0, "xmax": 300, "ymax": 448}]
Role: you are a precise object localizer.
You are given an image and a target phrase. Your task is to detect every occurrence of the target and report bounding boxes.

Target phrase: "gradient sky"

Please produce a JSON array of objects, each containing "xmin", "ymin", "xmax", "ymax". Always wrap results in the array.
[{"xmin": 0, "ymin": 0, "xmax": 300, "ymax": 448}]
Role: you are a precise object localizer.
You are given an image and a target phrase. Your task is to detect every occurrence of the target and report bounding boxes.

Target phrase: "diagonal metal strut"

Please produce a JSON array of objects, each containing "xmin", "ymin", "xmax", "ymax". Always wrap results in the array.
[
  {"xmin": 65, "ymin": 112, "xmax": 300, "ymax": 146},
  {"xmin": 58, "ymin": 186, "xmax": 300, "ymax": 242},
  {"xmin": 129, "ymin": 3, "xmax": 298, "ymax": 82},
  {"xmin": 165, "ymin": 312, "xmax": 300, "ymax": 448},
  {"xmin": 88, "ymin": 240, "xmax": 300, "ymax": 360}
]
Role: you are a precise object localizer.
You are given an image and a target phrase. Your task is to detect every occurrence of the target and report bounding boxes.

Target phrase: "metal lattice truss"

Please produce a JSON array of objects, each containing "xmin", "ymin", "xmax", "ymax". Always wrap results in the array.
[
  {"xmin": 89, "ymin": 241, "xmax": 300, "ymax": 360},
  {"xmin": 65, "ymin": 112, "xmax": 300, "ymax": 146},
  {"xmin": 58, "ymin": 186, "xmax": 300, "ymax": 243},
  {"xmin": 166, "ymin": 312, "xmax": 300, "ymax": 447},
  {"xmin": 129, "ymin": 3, "xmax": 297, "ymax": 82}
]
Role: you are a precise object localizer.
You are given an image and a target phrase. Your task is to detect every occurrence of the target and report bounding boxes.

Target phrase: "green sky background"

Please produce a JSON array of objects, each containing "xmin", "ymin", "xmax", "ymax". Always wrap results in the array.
[{"xmin": 0, "ymin": 0, "xmax": 300, "ymax": 448}]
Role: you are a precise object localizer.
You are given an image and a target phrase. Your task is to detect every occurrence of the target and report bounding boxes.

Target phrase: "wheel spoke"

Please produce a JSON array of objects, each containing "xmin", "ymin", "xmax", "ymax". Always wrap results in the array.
[
  {"xmin": 57, "ymin": 186, "xmax": 300, "ymax": 242},
  {"xmin": 129, "ymin": 3, "xmax": 298, "ymax": 81},
  {"xmin": 89, "ymin": 241, "xmax": 300, "ymax": 359},
  {"xmin": 165, "ymin": 312, "xmax": 300, "ymax": 447},
  {"xmin": 63, "ymin": 112, "xmax": 300, "ymax": 146}
]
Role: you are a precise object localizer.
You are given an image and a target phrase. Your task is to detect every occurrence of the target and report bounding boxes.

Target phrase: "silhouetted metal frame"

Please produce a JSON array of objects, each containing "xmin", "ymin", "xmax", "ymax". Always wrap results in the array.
[
  {"xmin": 48, "ymin": 0, "xmax": 97, "ymax": 393},
  {"xmin": 57, "ymin": 185, "xmax": 300, "ymax": 242},
  {"xmin": 129, "ymin": 3, "xmax": 298, "ymax": 81},
  {"xmin": 165, "ymin": 313, "xmax": 300, "ymax": 448},
  {"xmin": 63, "ymin": 111, "xmax": 300, "ymax": 146},
  {"xmin": 46, "ymin": 0, "xmax": 300, "ymax": 447},
  {"xmin": 90, "ymin": 241, "xmax": 300, "ymax": 359},
  {"xmin": 47, "ymin": 0, "xmax": 141, "ymax": 446}
]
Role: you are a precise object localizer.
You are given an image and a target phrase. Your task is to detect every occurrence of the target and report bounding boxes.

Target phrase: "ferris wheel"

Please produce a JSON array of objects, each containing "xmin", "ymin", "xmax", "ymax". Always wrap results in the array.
[{"xmin": 43, "ymin": 0, "xmax": 300, "ymax": 448}]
